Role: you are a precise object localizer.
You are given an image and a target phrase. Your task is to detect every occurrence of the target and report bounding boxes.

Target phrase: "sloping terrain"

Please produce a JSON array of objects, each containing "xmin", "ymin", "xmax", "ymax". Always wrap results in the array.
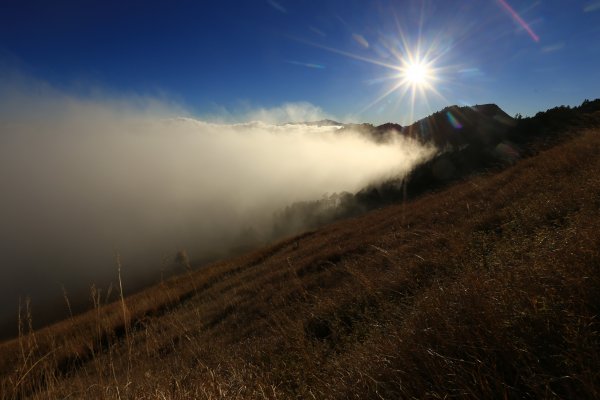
[{"xmin": 1, "ymin": 123, "xmax": 599, "ymax": 398}]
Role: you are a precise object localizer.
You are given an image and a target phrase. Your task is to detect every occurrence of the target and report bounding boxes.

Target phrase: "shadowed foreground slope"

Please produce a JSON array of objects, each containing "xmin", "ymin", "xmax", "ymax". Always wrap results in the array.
[{"xmin": 1, "ymin": 128, "xmax": 600, "ymax": 399}]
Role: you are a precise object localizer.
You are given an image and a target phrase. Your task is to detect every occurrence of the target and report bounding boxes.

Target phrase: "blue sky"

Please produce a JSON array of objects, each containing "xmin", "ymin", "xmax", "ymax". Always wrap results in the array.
[{"xmin": 1, "ymin": 0, "xmax": 599, "ymax": 124}]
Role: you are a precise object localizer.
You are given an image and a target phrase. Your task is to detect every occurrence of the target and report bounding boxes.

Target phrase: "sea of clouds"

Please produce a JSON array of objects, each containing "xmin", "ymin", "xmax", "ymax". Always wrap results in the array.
[{"xmin": 0, "ymin": 73, "xmax": 434, "ymax": 334}]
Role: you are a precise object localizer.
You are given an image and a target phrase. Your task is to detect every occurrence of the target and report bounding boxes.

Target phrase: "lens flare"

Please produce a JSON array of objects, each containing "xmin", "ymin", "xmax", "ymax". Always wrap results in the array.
[
  {"xmin": 497, "ymin": 0, "xmax": 540, "ymax": 42},
  {"xmin": 446, "ymin": 111, "xmax": 463, "ymax": 129}
]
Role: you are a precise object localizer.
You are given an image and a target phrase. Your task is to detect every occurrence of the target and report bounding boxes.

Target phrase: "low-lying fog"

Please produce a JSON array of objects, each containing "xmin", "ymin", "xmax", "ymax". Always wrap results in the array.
[{"xmin": 0, "ymin": 79, "xmax": 434, "ymax": 336}]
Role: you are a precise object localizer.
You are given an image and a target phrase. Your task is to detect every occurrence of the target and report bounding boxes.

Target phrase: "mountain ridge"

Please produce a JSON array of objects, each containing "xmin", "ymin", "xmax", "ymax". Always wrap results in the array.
[{"xmin": 270, "ymin": 99, "xmax": 600, "ymax": 239}]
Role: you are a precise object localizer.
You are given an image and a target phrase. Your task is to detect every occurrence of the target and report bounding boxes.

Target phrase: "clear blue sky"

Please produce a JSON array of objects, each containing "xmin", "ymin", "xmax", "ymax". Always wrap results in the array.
[{"xmin": 1, "ymin": 0, "xmax": 599, "ymax": 124}]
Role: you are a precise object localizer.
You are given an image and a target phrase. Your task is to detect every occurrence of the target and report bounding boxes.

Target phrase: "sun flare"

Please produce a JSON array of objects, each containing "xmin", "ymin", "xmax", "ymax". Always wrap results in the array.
[
  {"xmin": 402, "ymin": 61, "xmax": 433, "ymax": 88},
  {"xmin": 301, "ymin": 29, "xmax": 445, "ymax": 121}
]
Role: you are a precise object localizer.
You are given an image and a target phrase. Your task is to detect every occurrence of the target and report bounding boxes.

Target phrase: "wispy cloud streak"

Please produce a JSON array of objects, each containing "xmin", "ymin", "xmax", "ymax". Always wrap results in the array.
[{"xmin": 267, "ymin": 0, "xmax": 286, "ymax": 14}]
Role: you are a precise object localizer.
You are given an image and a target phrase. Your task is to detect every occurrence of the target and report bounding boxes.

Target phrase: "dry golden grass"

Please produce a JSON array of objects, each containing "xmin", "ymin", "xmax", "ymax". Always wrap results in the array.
[{"xmin": 1, "ymin": 129, "xmax": 599, "ymax": 399}]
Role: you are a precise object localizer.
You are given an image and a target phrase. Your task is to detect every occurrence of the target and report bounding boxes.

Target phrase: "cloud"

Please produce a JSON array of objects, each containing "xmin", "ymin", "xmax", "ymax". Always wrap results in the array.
[
  {"xmin": 0, "ymin": 77, "xmax": 434, "ymax": 331},
  {"xmin": 352, "ymin": 33, "xmax": 370, "ymax": 49},
  {"xmin": 267, "ymin": 0, "xmax": 287, "ymax": 14},
  {"xmin": 584, "ymin": 1, "xmax": 600, "ymax": 12},
  {"xmin": 309, "ymin": 26, "xmax": 326, "ymax": 37},
  {"xmin": 458, "ymin": 67, "xmax": 485, "ymax": 78},
  {"xmin": 285, "ymin": 60, "xmax": 326, "ymax": 70},
  {"xmin": 541, "ymin": 41, "xmax": 565, "ymax": 53},
  {"xmin": 243, "ymin": 101, "xmax": 332, "ymax": 123}
]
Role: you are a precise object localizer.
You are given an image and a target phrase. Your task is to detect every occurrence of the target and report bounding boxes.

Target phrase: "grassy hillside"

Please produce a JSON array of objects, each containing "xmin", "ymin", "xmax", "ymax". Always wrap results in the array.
[{"xmin": 2, "ymin": 127, "xmax": 600, "ymax": 399}]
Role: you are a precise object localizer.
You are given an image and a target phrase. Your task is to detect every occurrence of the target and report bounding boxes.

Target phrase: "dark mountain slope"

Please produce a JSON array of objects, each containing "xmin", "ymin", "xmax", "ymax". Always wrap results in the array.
[
  {"xmin": 403, "ymin": 103, "xmax": 515, "ymax": 149},
  {"xmin": 357, "ymin": 99, "xmax": 600, "ymax": 207}
]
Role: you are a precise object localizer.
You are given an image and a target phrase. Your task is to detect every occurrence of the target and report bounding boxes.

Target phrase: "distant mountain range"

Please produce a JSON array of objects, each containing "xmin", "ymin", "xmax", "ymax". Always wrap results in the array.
[
  {"xmin": 299, "ymin": 103, "xmax": 515, "ymax": 149},
  {"xmin": 303, "ymin": 99, "xmax": 600, "ymax": 153},
  {"xmin": 364, "ymin": 99, "xmax": 600, "ymax": 201},
  {"xmin": 295, "ymin": 119, "xmax": 345, "ymax": 126},
  {"xmin": 273, "ymin": 99, "xmax": 600, "ymax": 238},
  {"xmin": 296, "ymin": 99, "xmax": 600, "ymax": 199}
]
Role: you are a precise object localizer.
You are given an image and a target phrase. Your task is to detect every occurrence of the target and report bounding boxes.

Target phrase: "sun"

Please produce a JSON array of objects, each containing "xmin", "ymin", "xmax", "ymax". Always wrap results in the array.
[
  {"xmin": 300, "ymin": 29, "xmax": 446, "ymax": 120},
  {"xmin": 402, "ymin": 60, "xmax": 433, "ymax": 88}
]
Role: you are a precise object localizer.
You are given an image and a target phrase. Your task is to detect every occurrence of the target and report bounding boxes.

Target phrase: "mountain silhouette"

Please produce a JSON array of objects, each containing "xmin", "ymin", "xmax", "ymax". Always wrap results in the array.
[
  {"xmin": 403, "ymin": 103, "xmax": 515, "ymax": 149},
  {"xmin": 273, "ymin": 99, "xmax": 600, "ymax": 238}
]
